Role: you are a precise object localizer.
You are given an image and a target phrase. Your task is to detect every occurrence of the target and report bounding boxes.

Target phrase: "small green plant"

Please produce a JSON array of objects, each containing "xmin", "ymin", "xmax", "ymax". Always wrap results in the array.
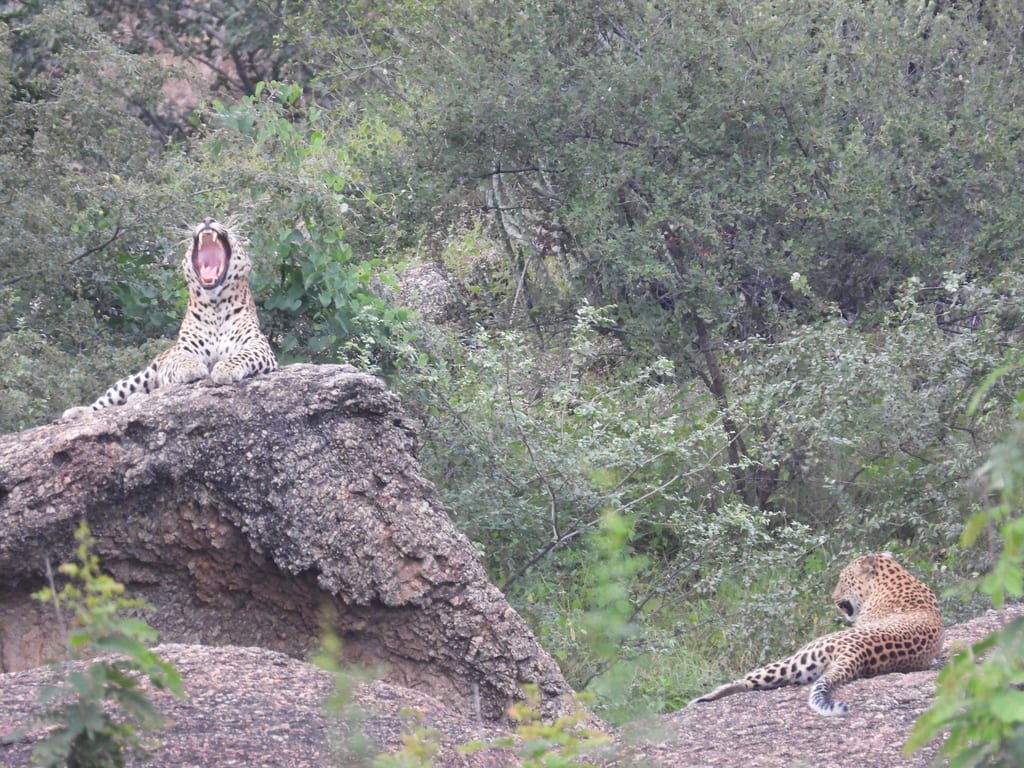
[
  {"xmin": 461, "ymin": 685, "xmax": 608, "ymax": 768},
  {"xmin": 312, "ymin": 619, "xmax": 378, "ymax": 767},
  {"xmin": 314, "ymin": 621, "xmax": 446, "ymax": 768},
  {"xmin": 22, "ymin": 520, "xmax": 184, "ymax": 768},
  {"xmin": 372, "ymin": 709, "xmax": 441, "ymax": 768},
  {"xmin": 908, "ymin": 618, "xmax": 1024, "ymax": 767}
]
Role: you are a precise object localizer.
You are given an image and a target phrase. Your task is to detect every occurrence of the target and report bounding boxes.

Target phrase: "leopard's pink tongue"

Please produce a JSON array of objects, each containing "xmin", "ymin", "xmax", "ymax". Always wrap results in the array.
[{"xmin": 197, "ymin": 243, "xmax": 223, "ymax": 285}]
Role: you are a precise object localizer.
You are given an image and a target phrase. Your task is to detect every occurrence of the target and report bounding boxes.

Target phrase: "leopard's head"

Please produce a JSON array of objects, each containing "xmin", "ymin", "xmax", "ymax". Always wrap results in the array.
[
  {"xmin": 183, "ymin": 217, "xmax": 250, "ymax": 293},
  {"xmin": 832, "ymin": 552, "xmax": 897, "ymax": 623}
]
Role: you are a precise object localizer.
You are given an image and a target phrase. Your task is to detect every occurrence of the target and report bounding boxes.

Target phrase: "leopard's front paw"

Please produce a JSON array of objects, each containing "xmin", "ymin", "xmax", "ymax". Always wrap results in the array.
[
  {"xmin": 210, "ymin": 361, "xmax": 245, "ymax": 385},
  {"xmin": 158, "ymin": 358, "xmax": 209, "ymax": 387}
]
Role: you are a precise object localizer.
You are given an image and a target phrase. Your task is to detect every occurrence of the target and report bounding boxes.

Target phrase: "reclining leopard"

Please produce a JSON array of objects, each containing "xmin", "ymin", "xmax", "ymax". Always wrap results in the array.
[
  {"xmin": 62, "ymin": 218, "xmax": 276, "ymax": 418},
  {"xmin": 690, "ymin": 553, "xmax": 944, "ymax": 716}
]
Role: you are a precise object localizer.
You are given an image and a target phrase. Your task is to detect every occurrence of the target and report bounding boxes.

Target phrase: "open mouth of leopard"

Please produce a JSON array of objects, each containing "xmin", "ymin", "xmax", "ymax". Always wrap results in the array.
[{"xmin": 192, "ymin": 227, "xmax": 231, "ymax": 289}]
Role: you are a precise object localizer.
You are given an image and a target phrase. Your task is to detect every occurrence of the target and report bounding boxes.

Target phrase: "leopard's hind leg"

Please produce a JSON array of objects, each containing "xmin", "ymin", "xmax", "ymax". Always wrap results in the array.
[
  {"xmin": 806, "ymin": 655, "xmax": 860, "ymax": 716},
  {"xmin": 689, "ymin": 637, "xmax": 837, "ymax": 709},
  {"xmin": 62, "ymin": 345, "xmax": 209, "ymax": 419}
]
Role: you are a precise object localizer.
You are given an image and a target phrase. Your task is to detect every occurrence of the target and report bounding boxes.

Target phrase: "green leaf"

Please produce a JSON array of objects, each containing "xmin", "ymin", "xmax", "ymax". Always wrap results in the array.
[
  {"xmin": 961, "ymin": 511, "xmax": 989, "ymax": 548},
  {"xmin": 113, "ymin": 617, "xmax": 160, "ymax": 641},
  {"xmin": 92, "ymin": 634, "xmax": 151, "ymax": 660},
  {"xmin": 109, "ymin": 686, "xmax": 164, "ymax": 725},
  {"xmin": 989, "ymin": 691, "xmax": 1024, "ymax": 724},
  {"xmin": 968, "ymin": 354, "xmax": 1021, "ymax": 416}
]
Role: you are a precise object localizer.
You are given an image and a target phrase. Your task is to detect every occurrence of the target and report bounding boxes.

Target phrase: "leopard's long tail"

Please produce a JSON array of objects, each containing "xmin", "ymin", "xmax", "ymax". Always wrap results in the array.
[
  {"xmin": 688, "ymin": 636, "xmax": 852, "ymax": 716},
  {"xmin": 62, "ymin": 362, "xmax": 158, "ymax": 418}
]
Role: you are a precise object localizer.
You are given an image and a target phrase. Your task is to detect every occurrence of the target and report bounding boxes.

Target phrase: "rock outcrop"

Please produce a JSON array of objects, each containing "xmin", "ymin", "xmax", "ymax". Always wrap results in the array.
[
  {"xmin": 0, "ymin": 364, "xmax": 573, "ymax": 721},
  {"xmin": 395, "ymin": 261, "xmax": 465, "ymax": 324}
]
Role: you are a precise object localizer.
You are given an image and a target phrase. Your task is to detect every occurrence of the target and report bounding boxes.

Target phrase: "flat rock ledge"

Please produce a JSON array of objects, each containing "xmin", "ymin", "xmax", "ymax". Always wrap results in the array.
[{"xmin": 0, "ymin": 364, "xmax": 573, "ymax": 722}]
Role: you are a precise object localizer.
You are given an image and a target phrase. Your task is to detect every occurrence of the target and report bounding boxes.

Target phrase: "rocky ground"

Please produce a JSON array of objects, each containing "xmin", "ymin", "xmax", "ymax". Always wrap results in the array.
[
  {"xmin": 2, "ymin": 604, "xmax": 1022, "ymax": 767},
  {"xmin": 0, "ymin": 644, "xmax": 516, "ymax": 767}
]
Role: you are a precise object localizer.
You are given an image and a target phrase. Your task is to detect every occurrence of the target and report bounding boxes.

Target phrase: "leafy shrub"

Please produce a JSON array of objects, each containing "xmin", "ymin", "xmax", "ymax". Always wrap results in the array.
[
  {"xmin": 0, "ymin": 322, "xmax": 168, "ymax": 433},
  {"xmin": 401, "ymin": 305, "xmax": 847, "ymax": 719},
  {"xmin": 461, "ymin": 685, "xmax": 608, "ymax": 768},
  {"xmin": 725, "ymin": 288, "xmax": 1022, "ymax": 605},
  {"xmin": 908, "ymin": 362, "xmax": 1024, "ymax": 766},
  {"xmin": 191, "ymin": 80, "xmax": 412, "ymax": 369}
]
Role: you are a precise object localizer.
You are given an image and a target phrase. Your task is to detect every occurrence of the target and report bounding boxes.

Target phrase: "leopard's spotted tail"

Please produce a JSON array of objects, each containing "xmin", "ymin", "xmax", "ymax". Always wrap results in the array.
[
  {"xmin": 62, "ymin": 362, "xmax": 158, "ymax": 418},
  {"xmin": 689, "ymin": 639, "xmax": 852, "ymax": 716}
]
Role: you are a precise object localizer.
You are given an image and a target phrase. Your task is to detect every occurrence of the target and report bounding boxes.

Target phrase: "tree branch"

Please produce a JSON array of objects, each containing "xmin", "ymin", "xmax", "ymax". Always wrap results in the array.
[{"xmin": 1, "ymin": 224, "xmax": 124, "ymax": 288}]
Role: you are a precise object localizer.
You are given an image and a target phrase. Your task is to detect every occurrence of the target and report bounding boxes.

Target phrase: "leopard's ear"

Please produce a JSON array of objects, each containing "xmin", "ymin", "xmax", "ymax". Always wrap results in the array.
[
  {"xmin": 857, "ymin": 552, "xmax": 896, "ymax": 578},
  {"xmin": 856, "ymin": 554, "xmax": 883, "ymax": 578}
]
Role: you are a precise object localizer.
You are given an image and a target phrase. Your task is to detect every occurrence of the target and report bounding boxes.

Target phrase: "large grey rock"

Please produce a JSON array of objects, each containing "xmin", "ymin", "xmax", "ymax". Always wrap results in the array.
[{"xmin": 0, "ymin": 364, "xmax": 573, "ymax": 721}]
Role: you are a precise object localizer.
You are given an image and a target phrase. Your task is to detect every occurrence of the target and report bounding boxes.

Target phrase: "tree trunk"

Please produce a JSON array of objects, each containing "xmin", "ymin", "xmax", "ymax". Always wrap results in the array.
[{"xmin": 690, "ymin": 312, "xmax": 779, "ymax": 510}]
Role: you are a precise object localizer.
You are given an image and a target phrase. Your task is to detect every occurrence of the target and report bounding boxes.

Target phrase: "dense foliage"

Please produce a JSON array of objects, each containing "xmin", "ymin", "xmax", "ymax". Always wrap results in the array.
[{"xmin": 3, "ymin": 0, "xmax": 1024, "ymax": 748}]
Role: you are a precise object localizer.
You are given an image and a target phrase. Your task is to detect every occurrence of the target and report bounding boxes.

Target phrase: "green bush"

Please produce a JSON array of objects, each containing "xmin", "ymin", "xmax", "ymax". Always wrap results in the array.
[
  {"xmin": 0, "ymin": 321, "xmax": 168, "ymax": 433},
  {"xmin": 725, "ymin": 287, "xmax": 1022, "ymax": 598},
  {"xmin": 461, "ymin": 685, "xmax": 608, "ymax": 768},
  {"xmin": 401, "ymin": 307, "xmax": 844, "ymax": 719},
  {"xmin": 188, "ymin": 80, "xmax": 411, "ymax": 368}
]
